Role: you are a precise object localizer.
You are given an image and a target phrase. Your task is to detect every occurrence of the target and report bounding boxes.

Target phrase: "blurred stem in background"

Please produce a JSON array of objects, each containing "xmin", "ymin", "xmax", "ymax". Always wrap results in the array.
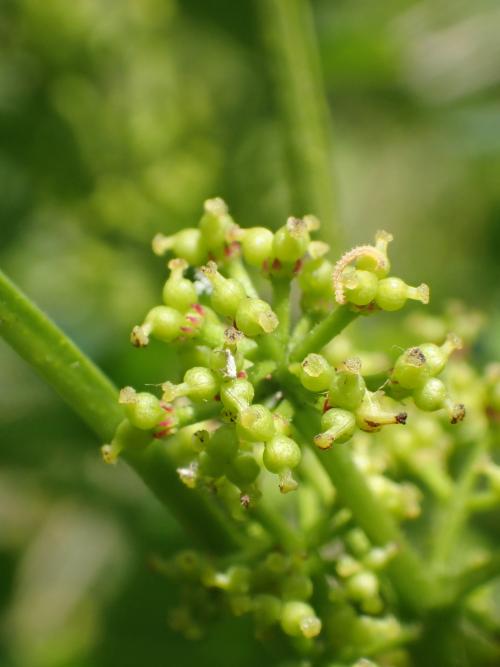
[{"xmin": 258, "ymin": 0, "xmax": 339, "ymax": 251}]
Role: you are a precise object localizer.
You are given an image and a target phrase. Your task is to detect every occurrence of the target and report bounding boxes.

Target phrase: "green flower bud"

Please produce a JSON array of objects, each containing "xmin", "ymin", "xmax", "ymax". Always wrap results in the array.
[
  {"xmin": 345, "ymin": 570, "xmax": 379, "ymax": 604},
  {"xmin": 329, "ymin": 358, "xmax": 366, "ymax": 410},
  {"xmin": 198, "ymin": 450, "xmax": 225, "ymax": 478},
  {"xmin": 162, "ymin": 258, "xmax": 197, "ymax": 312},
  {"xmin": 314, "ymin": 408, "xmax": 356, "ymax": 449},
  {"xmin": 131, "ymin": 305, "xmax": 184, "ymax": 346},
  {"xmin": 152, "ymin": 227, "xmax": 207, "ymax": 266},
  {"xmin": 356, "ymin": 230, "xmax": 393, "ymax": 278},
  {"xmin": 355, "ymin": 393, "xmax": 407, "ymax": 432},
  {"xmin": 296, "ymin": 353, "xmax": 333, "ymax": 392},
  {"xmin": 101, "ymin": 419, "xmax": 151, "ymax": 464},
  {"xmin": 412, "ymin": 377, "xmax": 447, "ymax": 412},
  {"xmin": 263, "ymin": 435, "xmax": 301, "ymax": 472},
  {"xmin": 235, "ymin": 298, "xmax": 279, "ymax": 337},
  {"xmin": 220, "ymin": 377, "xmax": 255, "ymax": 414},
  {"xmin": 391, "ymin": 347, "xmax": 430, "ymax": 389},
  {"xmin": 239, "ymin": 227, "xmax": 274, "ymax": 266},
  {"xmin": 253, "ymin": 594, "xmax": 282, "ymax": 627},
  {"xmin": 280, "ymin": 601, "xmax": 322, "ymax": 639},
  {"xmin": 199, "ymin": 197, "xmax": 234, "ymax": 252},
  {"xmin": 237, "ymin": 404, "xmax": 275, "ymax": 442},
  {"xmin": 225, "ymin": 453, "xmax": 260, "ymax": 487},
  {"xmin": 418, "ymin": 333, "xmax": 462, "ymax": 377},
  {"xmin": 282, "ymin": 573, "xmax": 313, "ymax": 601},
  {"xmin": 298, "ymin": 257, "xmax": 334, "ymax": 296},
  {"xmin": 205, "ymin": 424, "xmax": 239, "ymax": 463},
  {"xmin": 375, "ymin": 277, "xmax": 429, "ymax": 312},
  {"xmin": 162, "ymin": 367, "xmax": 219, "ymax": 403},
  {"xmin": 119, "ymin": 387, "xmax": 164, "ymax": 430},
  {"xmin": 342, "ymin": 268, "xmax": 378, "ymax": 306},
  {"xmin": 273, "ymin": 217, "xmax": 310, "ymax": 263},
  {"xmin": 200, "ymin": 261, "xmax": 246, "ymax": 318}
]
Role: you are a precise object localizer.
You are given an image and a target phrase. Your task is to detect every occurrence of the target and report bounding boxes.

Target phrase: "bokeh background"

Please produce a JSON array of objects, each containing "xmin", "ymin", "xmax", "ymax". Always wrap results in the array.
[{"xmin": 1, "ymin": 1, "xmax": 499, "ymax": 665}]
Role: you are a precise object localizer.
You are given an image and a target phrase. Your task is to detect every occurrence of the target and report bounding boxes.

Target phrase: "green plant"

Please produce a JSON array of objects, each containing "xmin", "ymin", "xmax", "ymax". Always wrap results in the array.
[{"xmin": 2, "ymin": 196, "xmax": 500, "ymax": 667}]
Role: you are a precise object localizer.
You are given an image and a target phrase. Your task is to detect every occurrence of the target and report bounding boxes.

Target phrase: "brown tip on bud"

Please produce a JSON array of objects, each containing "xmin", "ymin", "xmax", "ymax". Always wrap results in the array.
[
  {"xmin": 224, "ymin": 326, "xmax": 244, "ymax": 346},
  {"xmin": 119, "ymin": 386, "xmax": 137, "ymax": 405},
  {"xmin": 286, "ymin": 216, "xmax": 308, "ymax": 238},
  {"xmin": 450, "ymin": 403, "xmax": 466, "ymax": 424},
  {"xmin": 240, "ymin": 494, "xmax": 251, "ymax": 509},
  {"xmin": 200, "ymin": 260, "xmax": 217, "ymax": 276},
  {"xmin": 130, "ymin": 325, "xmax": 149, "ymax": 347},
  {"xmin": 407, "ymin": 347, "xmax": 426, "ymax": 366},
  {"xmin": 279, "ymin": 470, "xmax": 298, "ymax": 494},
  {"xmin": 396, "ymin": 412, "xmax": 407, "ymax": 425},
  {"xmin": 101, "ymin": 444, "xmax": 119, "ymax": 465},
  {"xmin": 342, "ymin": 357, "xmax": 362, "ymax": 374},
  {"xmin": 314, "ymin": 433, "xmax": 334, "ymax": 450}
]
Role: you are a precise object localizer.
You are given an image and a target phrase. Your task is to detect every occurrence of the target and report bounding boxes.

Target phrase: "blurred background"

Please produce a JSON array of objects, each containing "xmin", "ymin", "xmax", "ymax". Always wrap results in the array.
[{"xmin": 0, "ymin": 0, "xmax": 499, "ymax": 665}]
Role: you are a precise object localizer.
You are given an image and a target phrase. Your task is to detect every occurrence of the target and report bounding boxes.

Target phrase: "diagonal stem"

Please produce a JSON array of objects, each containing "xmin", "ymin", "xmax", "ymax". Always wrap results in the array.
[{"xmin": 0, "ymin": 269, "xmax": 239, "ymax": 553}]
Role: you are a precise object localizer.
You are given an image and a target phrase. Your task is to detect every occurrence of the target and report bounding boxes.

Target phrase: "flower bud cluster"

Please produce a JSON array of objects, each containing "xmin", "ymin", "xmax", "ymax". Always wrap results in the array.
[{"xmin": 105, "ymin": 198, "xmax": 477, "ymax": 663}]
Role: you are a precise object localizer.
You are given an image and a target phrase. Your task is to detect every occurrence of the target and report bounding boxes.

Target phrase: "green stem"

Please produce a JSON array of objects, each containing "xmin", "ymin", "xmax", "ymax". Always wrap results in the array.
[
  {"xmin": 258, "ymin": 0, "xmax": 339, "ymax": 249},
  {"xmin": 448, "ymin": 554, "xmax": 500, "ymax": 603},
  {"xmin": 293, "ymin": 406, "xmax": 436, "ymax": 613},
  {"xmin": 289, "ymin": 307, "xmax": 358, "ymax": 362},
  {"xmin": 431, "ymin": 438, "xmax": 489, "ymax": 571},
  {"xmin": 0, "ymin": 270, "xmax": 239, "ymax": 553},
  {"xmin": 269, "ymin": 277, "xmax": 291, "ymax": 364}
]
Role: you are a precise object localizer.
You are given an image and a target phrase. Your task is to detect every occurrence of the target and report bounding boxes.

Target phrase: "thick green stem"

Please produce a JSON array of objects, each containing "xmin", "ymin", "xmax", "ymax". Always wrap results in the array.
[
  {"xmin": 293, "ymin": 406, "xmax": 436, "ymax": 614},
  {"xmin": 289, "ymin": 306, "xmax": 358, "ymax": 362},
  {"xmin": 0, "ymin": 270, "xmax": 239, "ymax": 553},
  {"xmin": 258, "ymin": 0, "xmax": 338, "ymax": 249}
]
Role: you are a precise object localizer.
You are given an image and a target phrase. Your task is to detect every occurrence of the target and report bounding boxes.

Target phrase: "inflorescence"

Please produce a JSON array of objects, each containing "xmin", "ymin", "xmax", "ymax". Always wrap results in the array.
[{"xmin": 102, "ymin": 198, "xmax": 483, "ymax": 660}]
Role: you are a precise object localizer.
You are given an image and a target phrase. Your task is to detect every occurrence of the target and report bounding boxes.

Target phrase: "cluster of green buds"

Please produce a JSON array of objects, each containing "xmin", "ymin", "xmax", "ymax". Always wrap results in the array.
[{"xmin": 103, "ymin": 198, "xmax": 479, "ymax": 663}]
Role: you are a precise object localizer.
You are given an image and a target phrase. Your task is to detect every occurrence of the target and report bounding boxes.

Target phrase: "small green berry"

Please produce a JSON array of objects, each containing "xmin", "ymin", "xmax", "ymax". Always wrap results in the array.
[
  {"xmin": 282, "ymin": 574, "xmax": 313, "ymax": 601},
  {"xmin": 413, "ymin": 377, "xmax": 447, "ymax": 412},
  {"xmin": 314, "ymin": 408, "xmax": 356, "ymax": 449},
  {"xmin": 163, "ymin": 258, "xmax": 197, "ymax": 312},
  {"xmin": 225, "ymin": 453, "xmax": 260, "ymax": 487},
  {"xmin": 199, "ymin": 197, "xmax": 234, "ymax": 252},
  {"xmin": 375, "ymin": 277, "xmax": 429, "ymax": 312},
  {"xmin": 237, "ymin": 404, "xmax": 275, "ymax": 442},
  {"xmin": 273, "ymin": 217, "xmax": 310, "ymax": 263},
  {"xmin": 263, "ymin": 435, "xmax": 301, "ymax": 473},
  {"xmin": 240, "ymin": 227, "xmax": 274, "ymax": 266},
  {"xmin": 200, "ymin": 261, "xmax": 246, "ymax": 318},
  {"xmin": 391, "ymin": 347, "xmax": 430, "ymax": 389},
  {"xmin": 220, "ymin": 378, "xmax": 255, "ymax": 414},
  {"xmin": 298, "ymin": 353, "xmax": 333, "ymax": 392},
  {"xmin": 355, "ymin": 393, "xmax": 407, "ymax": 432},
  {"xmin": 298, "ymin": 257, "xmax": 334, "ymax": 295},
  {"xmin": 235, "ymin": 298, "xmax": 279, "ymax": 337},
  {"xmin": 131, "ymin": 305, "xmax": 184, "ymax": 346},
  {"xmin": 119, "ymin": 387, "xmax": 164, "ymax": 430},
  {"xmin": 162, "ymin": 366, "xmax": 219, "ymax": 403},
  {"xmin": 152, "ymin": 227, "xmax": 207, "ymax": 266},
  {"xmin": 343, "ymin": 269, "xmax": 378, "ymax": 306},
  {"xmin": 329, "ymin": 358, "xmax": 366, "ymax": 410},
  {"xmin": 280, "ymin": 601, "xmax": 321, "ymax": 639},
  {"xmin": 418, "ymin": 333, "xmax": 462, "ymax": 377},
  {"xmin": 356, "ymin": 230, "xmax": 393, "ymax": 278}
]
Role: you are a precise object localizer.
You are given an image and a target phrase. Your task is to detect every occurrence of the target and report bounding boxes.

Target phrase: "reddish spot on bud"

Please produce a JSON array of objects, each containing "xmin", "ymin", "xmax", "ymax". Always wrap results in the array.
[
  {"xmin": 323, "ymin": 398, "xmax": 331, "ymax": 413},
  {"xmin": 293, "ymin": 258, "xmax": 303, "ymax": 274},
  {"xmin": 272, "ymin": 258, "xmax": 282, "ymax": 271},
  {"xmin": 192, "ymin": 303, "xmax": 205, "ymax": 315},
  {"xmin": 396, "ymin": 412, "xmax": 407, "ymax": 424},
  {"xmin": 180, "ymin": 326, "xmax": 193, "ymax": 334},
  {"xmin": 214, "ymin": 394, "xmax": 221, "ymax": 402},
  {"xmin": 240, "ymin": 494, "xmax": 251, "ymax": 509},
  {"xmin": 262, "ymin": 259, "xmax": 269, "ymax": 273},
  {"xmin": 161, "ymin": 402, "xmax": 173, "ymax": 412},
  {"xmin": 264, "ymin": 374, "xmax": 273, "ymax": 381},
  {"xmin": 224, "ymin": 241, "xmax": 240, "ymax": 258},
  {"xmin": 237, "ymin": 370, "xmax": 247, "ymax": 379}
]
